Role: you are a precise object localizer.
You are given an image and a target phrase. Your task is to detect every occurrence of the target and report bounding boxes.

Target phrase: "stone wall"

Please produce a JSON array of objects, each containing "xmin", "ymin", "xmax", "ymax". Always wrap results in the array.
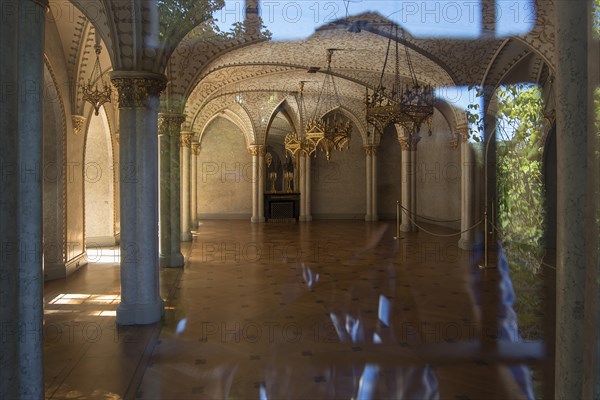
[
  {"xmin": 311, "ymin": 125, "xmax": 366, "ymax": 219},
  {"xmin": 197, "ymin": 117, "xmax": 252, "ymax": 219}
]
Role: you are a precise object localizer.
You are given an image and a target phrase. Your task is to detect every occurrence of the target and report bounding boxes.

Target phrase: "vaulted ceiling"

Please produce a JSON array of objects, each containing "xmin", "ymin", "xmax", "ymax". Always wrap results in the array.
[{"xmin": 46, "ymin": 0, "xmax": 557, "ymax": 144}]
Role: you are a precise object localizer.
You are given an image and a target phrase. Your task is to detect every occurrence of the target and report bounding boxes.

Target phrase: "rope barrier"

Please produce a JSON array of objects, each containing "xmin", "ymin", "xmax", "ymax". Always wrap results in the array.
[
  {"xmin": 398, "ymin": 204, "xmax": 462, "ymax": 223},
  {"xmin": 402, "ymin": 210, "xmax": 484, "ymax": 237}
]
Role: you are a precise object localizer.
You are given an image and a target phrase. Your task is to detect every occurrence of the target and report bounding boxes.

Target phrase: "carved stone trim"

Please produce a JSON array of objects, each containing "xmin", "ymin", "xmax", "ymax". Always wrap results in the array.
[
  {"xmin": 110, "ymin": 72, "xmax": 167, "ymax": 109},
  {"xmin": 158, "ymin": 113, "xmax": 186, "ymax": 137},
  {"xmin": 191, "ymin": 142, "xmax": 201, "ymax": 155},
  {"xmin": 456, "ymin": 124, "xmax": 469, "ymax": 145},
  {"xmin": 248, "ymin": 144, "xmax": 265, "ymax": 156},
  {"xmin": 449, "ymin": 135, "xmax": 459, "ymax": 150},
  {"xmin": 364, "ymin": 145, "xmax": 378, "ymax": 156},
  {"xmin": 398, "ymin": 135, "xmax": 421, "ymax": 151},
  {"xmin": 180, "ymin": 131, "xmax": 193, "ymax": 148},
  {"xmin": 72, "ymin": 115, "xmax": 86, "ymax": 136}
]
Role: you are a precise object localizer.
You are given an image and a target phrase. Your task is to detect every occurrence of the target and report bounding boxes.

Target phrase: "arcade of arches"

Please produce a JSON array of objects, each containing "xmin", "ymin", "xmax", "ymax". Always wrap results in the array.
[{"xmin": 0, "ymin": 0, "xmax": 599, "ymax": 398}]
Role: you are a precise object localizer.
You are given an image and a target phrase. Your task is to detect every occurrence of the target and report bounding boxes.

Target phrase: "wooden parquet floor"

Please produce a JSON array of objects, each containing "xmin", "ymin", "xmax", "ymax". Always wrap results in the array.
[{"xmin": 44, "ymin": 220, "xmax": 549, "ymax": 399}]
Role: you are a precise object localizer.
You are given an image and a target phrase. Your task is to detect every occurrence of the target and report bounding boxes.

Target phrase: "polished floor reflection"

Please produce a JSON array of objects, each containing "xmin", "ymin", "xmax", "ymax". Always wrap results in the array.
[{"xmin": 44, "ymin": 220, "xmax": 547, "ymax": 399}]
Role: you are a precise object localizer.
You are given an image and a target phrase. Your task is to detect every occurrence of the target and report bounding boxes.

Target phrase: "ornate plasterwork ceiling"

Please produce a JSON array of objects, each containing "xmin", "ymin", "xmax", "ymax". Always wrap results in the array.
[
  {"xmin": 175, "ymin": 26, "xmax": 456, "ymax": 102},
  {"xmin": 51, "ymin": 1, "xmax": 556, "ymax": 145}
]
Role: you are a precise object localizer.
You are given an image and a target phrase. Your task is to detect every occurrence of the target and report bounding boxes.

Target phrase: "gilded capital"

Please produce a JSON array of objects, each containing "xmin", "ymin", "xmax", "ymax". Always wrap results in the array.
[
  {"xmin": 398, "ymin": 135, "xmax": 420, "ymax": 151},
  {"xmin": 158, "ymin": 113, "xmax": 186, "ymax": 136},
  {"xmin": 449, "ymin": 135, "xmax": 459, "ymax": 150},
  {"xmin": 72, "ymin": 115, "xmax": 86, "ymax": 136},
  {"xmin": 248, "ymin": 145, "xmax": 265, "ymax": 156},
  {"xmin": 456, "ymin": 124, "xmax": 469, "ymax": 144},
  {"xmin": 180, "ymin": 131, "xmax": 193, "ymax": 148},
  {"xmin": 364, "ymin": 145, "xmax": 378, "ymax": 156},
  {"xmin": 191, "ymin": 142, "xmax": 201, "ymax": 155},
  {"xmin": 110, "ymin": 72, "xmax": 167, "ymax": 109}
]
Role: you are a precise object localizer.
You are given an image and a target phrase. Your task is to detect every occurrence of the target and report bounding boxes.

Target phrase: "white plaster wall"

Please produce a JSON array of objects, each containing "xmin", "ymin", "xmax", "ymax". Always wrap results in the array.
[
  {"xmin": 197, "ymin": 117, "xmax": 252, "ymax": 218},
  {"xmin": 415, "ymin": 110, "xmax": 461, "ymax": 229},
  {"xmin": 377, "ymin": 125, "xmax": 403, "ymax": 219},
  {"xmin": 84, "ymin": 109, "xmax": 115, "ymax": 243},
  {"xmin": 311, "ymin": 126, "xmax": 366, "ymax": 219}
]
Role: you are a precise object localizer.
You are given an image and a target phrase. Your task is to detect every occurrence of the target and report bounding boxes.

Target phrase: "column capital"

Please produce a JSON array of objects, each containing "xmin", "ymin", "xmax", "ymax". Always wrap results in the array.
[
  {"xmin": 398, "ymin": 135, "xmax": 421, "ymax": 151},
  {"xmin": 72, "ymin": 115, "xmax": 86, "ymax": 136},
  {"xmin": 364, "ymin": 145, "xmax": 378, "ymax": 156},
  {"xmin": 180, "ymin": 131, "xmax": 193, "ymax": 148},
  {"xmin": 449, "ymin": 133, "xmax": 460, "ymax": 150},
  {"xmin": 191, "ymin": 141, "xmax": 201, "ymax": 155},
  {"xmin": 248, "ymin": 144, "xmax": 265, "ymax": 156},
  {"xmin": 158, "ymin": 113, "xmax": 186, "ymax": 136},
  {"xmin": 110, "ymin": 71, "xmax": 167, "ymax": 109},
  {"xmin": 456, "ymin": 124, "xmax": 470, "ymax": 144}
]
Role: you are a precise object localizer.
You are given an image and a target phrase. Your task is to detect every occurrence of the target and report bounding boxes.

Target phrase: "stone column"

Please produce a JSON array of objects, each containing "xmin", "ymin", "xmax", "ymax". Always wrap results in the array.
[
  {"xmin": 257, "ymin": 145, "xmax": 265, "ymax": 222},
  {"xmin": 299, "ymin": 154, "xmax": 307, "ymax": 221},
  {"xmin": 459, "ymin": 133, "xmax": 476, "ymax": 250},
  {"xmin": 365, "ymin": 147, "xmax": 373, "ymax": 221},
  {"xmin": 249, "ymin": 145, "xmax": 263, "ymax": 223},
  {"xmin": 190, "ymin": 141, "xmax": 200, "ymax": 228},
  {"xmin": 583, "ymin": 2, "xmax": 600, "ymax": 398},
  {"xmin": 180, "ymin": 131, "xmax": 192, "ymax": 241},
  {"xmin": 398, "ymin": 134, "xmax": 420, "ymax": 232},
  {"xmin": 111, "ymin": 71, "xmax": 166, "ymax": 325},
  {"xmin": 170, "ymin": 124, "xmax": 184, "ymax": 267},
  {"xmin": 399, "ymin": 137, "xmax": 412, "ymax": 232},
  {"xmin": 554, "ymin": 1, "xmax": 589, "ymax": 398},
  {"xmin": 410, "ymin": 139, "xmax": 419, "ymax": 232},
  {"xmin": 0, "ymin": 0, "xmax": 47, "ymax": 397},
  {"xmin": 158, "ymin": 114, "xmax": 171, "ymax": 267},
  {"xmin": 305, "ymin": 155, "xmax": 313, "ymax": 221},
  {"xmin": 364, "ymin": 145, "xmax": 378, "ymax": 221},
  {"xmin": 158, "ymin": 113, "xmax": 185, "ymax": 268},
  {"xmin": 371, "ymin": 146, "xmax": 378, "ymax": 221}
]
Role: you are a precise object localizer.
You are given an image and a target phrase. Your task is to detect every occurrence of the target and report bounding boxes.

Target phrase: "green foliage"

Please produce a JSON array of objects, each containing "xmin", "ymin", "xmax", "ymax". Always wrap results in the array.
[
  {"xmin": 157, "ymin": 0, "xmax": 272, "ymax": 44},
  {"xmin": 157, "ymin": 0, "xmax": 224, "ymax": 42},
  {"xmin": 465, "ymin": 85, "xmax": 484, "ymax": 143},
  {"xmin": 224, "ymin": 20, "xmax": 273, "ymax": 40},
  {"xmin": 496, "ymin": 84, "xmax": 545, "ymax": 272}
]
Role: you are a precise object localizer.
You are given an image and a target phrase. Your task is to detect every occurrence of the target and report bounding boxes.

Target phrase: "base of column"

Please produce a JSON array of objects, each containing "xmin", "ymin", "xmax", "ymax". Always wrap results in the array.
[
  {"xmin": 400, "ymin": 223, "xmax": 412, "ymax": 232},
  {"xmin": 251, "ymin": 216, "xmax": 262, "ymax": 223},
  {"xmin": 304, "ymin": 215, "xmax": 313, "ymax": 222},
  {"xmin": 365, "ymin": 214, "xmax": 372, "ymax": 221},
  {"xmin": 458, "ymin": 237, "xmax": 476, "ymax": 250},
  {"xmin": 116, "ymin": 297, "xmax": 164, "ymax": 325},
  {"xmin": 181, "ymin": 231, "xmax": 192, "ymax": 242},
  {"xmin": 192, "ymin": 220, "xmax": 198, "ymax": 229},
  {"xmin": 159, "ymin": 253, "xmax": 185, "ymax": 268}
]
